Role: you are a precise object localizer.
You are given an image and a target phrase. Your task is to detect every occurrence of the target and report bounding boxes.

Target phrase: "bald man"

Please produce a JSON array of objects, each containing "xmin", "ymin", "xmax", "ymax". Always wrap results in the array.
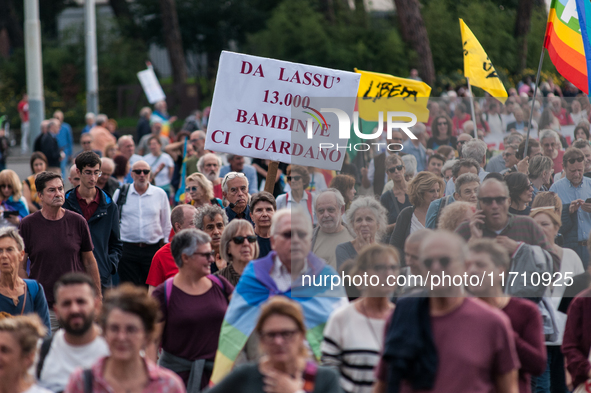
[
  {"xmin": 113, "ymin": 160, "xmax": 172, "ymax": 286},
  {"xmin": 68, "ymin": 164, "xmax": 80, "ymax": 189}
]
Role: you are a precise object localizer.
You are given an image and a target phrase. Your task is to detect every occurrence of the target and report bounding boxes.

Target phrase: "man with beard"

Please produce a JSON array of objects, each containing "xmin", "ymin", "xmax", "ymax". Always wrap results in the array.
[
  {"xmin": 197, "ymin": 153, "xmax": 223, "ymax": 199},
  {"xmin": 36, "ymin": 273, "xmax": 109, "ymax": 392},
  {"xmin": 222, "ymin": 171, "xmax": 253, "ymax": 225},
  {"xmin": 311, "ymin": 189, "xmax": 354, "ymax": 269},
  {"xmin": 19, "ymin": 171, "xmax": 100, "ymax": 331}
]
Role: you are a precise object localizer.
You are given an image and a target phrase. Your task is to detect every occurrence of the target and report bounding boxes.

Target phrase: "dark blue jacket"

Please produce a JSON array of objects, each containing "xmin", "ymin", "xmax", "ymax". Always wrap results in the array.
[{"xmin": 63, "ymin": 187, "xmax": 122, "ymax": 288}]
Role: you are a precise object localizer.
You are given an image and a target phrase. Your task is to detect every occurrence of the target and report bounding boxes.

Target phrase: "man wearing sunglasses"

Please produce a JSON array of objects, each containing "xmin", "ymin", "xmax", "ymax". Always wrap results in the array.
[
  {"xmin": 550, "ymin": 147, "xmax": 591, "ymax": 263},
  {"xmin": 64, "ymin": 151, "xmax": 122, "ymax": 292},
  {"xmin": 572, "ymin": 139, "xmax": 591, "ymax": 178},
  {"xmin": 113, "ymin": 160, "xmax": 172, "ymax": 287},
  {"xmin": 456, "ymin": 178, "xmax": 557, "ymax": 297}
]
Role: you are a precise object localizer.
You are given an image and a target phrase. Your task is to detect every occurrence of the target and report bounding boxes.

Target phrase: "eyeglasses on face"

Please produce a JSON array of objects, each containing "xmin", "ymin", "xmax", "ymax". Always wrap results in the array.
[
  {"xmin": 81, "ymin": 141, "xmax": 92, "ymax": 145},
  {"xmin": 478, "ymin": 196, "xmax": 508, "ymax": 205},
  {"xmin": 437, "ymin": 122, "xmax": 447, "ymax": 126},
  {"xmin": 278, "ymin": 230, "xmax": 308, "ymax": 240},
  {"xmin": 193, "ymin": 251, "xmax": 216, "ymax": 260},
  {"xmin": 232, "ymin": 235, "xmax": 257, "ymax": 244},
  {"xmin": 568, "ymin": 156, "xmax": 585, "ymax": 165},
  {"xmin": 287, "ymin": 175, "xmax": 302, "ymax": 182},
  {"xmin": 222, "ymin": 172, "xmax": 247, "ymax": 188},
  {"xmin": 260, "ymin": 329, "xmax": 299, "ymax": 343},
  {"xmin": 423, "ymin": 256, "xmax": 451, "ymax": 269},
  {"xmin": 187, "ymin": 186, "xmax": 199, "ymax": 192},
  {"xmin": 503, "ymin": 152, "xmax": 514, "ymax": 158},
  {"xmin": 132, "ymin": 169, "xmax": 150, "ymax": 175},
  {"xmin": 387, "ymin": 165, "xmax": 404, "ymax": 173},
  {"xmin": 0, "ymin": 184, "xmax": 12, "ymax": 189}
]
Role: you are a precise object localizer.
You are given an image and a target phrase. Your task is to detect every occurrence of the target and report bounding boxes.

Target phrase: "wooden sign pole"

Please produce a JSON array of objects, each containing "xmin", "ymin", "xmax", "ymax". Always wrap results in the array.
[{"xmin": 264, "ymin": 161, "xmax": 280, "ymax": 194}]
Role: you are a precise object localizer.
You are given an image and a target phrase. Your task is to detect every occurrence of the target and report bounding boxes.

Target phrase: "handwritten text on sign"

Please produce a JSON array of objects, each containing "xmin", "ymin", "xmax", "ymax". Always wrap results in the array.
[{"xmin": 204, "ymin": 51, "xmax": 360, "ymax": 170}]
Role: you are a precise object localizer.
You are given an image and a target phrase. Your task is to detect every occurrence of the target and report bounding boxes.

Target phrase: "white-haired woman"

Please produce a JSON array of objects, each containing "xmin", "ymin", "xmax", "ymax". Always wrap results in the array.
[
  {"xmin": 153, "ymin": 228, "xmax": 234, "ymax": 391},
  {"xmin": 322, "ymin": 244, "xmax": 398, "ymax": 393},
  {"xmin": 185, "ymin": 172, "xmax": 223, "ymax": 208},
  {"xmin": 217, "ymin": 219, "xmax": 259, "ymax": 286},
  {"xmin": 335, "ymin": 196, "xmax": 388, "ymax": 270}
]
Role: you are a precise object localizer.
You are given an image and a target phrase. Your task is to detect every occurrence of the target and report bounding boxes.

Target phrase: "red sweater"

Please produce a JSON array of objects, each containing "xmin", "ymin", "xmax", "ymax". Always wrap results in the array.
[{"xmin": 562, "ymin": 288, "xmax": 591, "ymax": 388}]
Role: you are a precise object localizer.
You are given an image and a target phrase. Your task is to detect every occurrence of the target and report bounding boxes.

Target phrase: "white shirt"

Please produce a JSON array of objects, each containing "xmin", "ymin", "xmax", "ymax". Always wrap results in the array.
[
  {"xmin": 271, "ymin": 255, "xmax": 308, "ymax": 292},
  {"xmin": 23, "ymin": 386, "xmax": 52, "ymax": 393},
  {"xmin": 114, "ymin": 183, "xmax": 172, "ymax": 243},
  {"xmin": 37, "ymin": 329, "xmax": 110, "ymax": 392},
  {"xmin": 410, "ymin": 212, "xmax": 425, "ymax": 234},
  {"xmin": 143, "ymin": 152, "xmax": 174, "ymax": 186},
  {"xmin": 276, "ymin": 191, "xmax": 317, "ymax": 224}
]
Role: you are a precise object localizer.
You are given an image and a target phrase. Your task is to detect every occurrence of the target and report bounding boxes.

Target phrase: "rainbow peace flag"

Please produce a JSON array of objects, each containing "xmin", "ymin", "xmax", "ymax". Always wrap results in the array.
[
  {"xmin": 209, "ymin": 251, "xmax": 348, "ymax": 385},
  {"xmin": 576, "ymin": 0, "xmax": 591, "ymax": 94},
  {"xmin": 545, "ymin": 0, "xmax": 588, "ymax": 93}
]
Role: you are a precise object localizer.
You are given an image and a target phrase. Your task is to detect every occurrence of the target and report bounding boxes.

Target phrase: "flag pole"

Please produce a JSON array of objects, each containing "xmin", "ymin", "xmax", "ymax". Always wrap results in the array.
[
  {"xmin": 524, "ymin": 48, "xmax": 545, "ymax": 157},
  {"xmin": 466, "ymin": 77, "xmax": 478, "ymax": 139}
]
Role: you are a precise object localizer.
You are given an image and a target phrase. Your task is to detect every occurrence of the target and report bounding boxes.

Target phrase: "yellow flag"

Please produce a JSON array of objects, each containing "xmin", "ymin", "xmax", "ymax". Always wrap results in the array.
[
  {"xmin": 355, "ymin": 69, "xmax": 431, "ymax": 122},
  {"xmin": 460, "ymin": 19, "xmax": 507, "ymax": 103}
]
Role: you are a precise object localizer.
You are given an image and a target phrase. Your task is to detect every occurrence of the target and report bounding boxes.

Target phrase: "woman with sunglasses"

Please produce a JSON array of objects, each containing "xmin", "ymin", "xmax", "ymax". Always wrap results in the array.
[
  {"xmin": 380, "ymin": 155, "xmax": 411, "ymax": 233},
  {"xmin": 208, "ymin": 296, "xmax": 342, "ymax": 393},
  {"xmin": 322, "ymin": 244, "xmax": 398, "ymax": 393},
  {"xmin": 530, "ymin": 208, "xmax": 584, "ymax": 393},
  {"xmin": 426, "ymin": 115, "xmax": 457, "ymax": 150},
  {"xmin": 67, "ymin": 284, "xmax": 185, "ymax": 393},
  {"xmin": 217, "ymin": 219, "xmax": 259, "ymax": 286},
  {"xmin": 0, "ymin": 170, "xmax": 29, "ymax": 227},
  {"xmin": 22, "ymin": 152, "xmax": 47, "ymax": 213},
  {"xmin": 153, "ymin": 228, "xmax": 233, "ymax": 391},
  {"xmin": 185, "ymin": 173, "xmax": 223, "ymax": 208},
  {"xmin": 336, "ymin": 197, "xmax": 388, "ymax": 270},
  {"xmin": 276, "ymin": 165, "xmax": 315, "ymax": 224},
  {"xmin": 505, "ymin": 172, "xmax": 534, "ymax": 216}
]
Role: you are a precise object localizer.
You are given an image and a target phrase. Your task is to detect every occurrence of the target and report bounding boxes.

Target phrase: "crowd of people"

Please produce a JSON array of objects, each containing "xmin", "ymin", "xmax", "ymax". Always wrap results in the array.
[{"xmin": 1, "ymin": 89, "xmax": 591, "ymax": 393}]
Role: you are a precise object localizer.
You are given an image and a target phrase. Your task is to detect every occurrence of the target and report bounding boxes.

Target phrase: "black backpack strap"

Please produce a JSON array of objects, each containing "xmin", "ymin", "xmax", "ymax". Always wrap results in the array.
[
  {"xmin": 116, "ymin": 184, "xmax": 130, "ymax": 221},
  {"xmin": 434, "ymin": 195, "xmax": 452, "ymax": 228},
  {"xmin": 83, "ymin": 368, "xmax": 94, "ymax": 393},
  {"xmin": 36, "ymin": 335, "xmax": 55, "ymax": 379}
]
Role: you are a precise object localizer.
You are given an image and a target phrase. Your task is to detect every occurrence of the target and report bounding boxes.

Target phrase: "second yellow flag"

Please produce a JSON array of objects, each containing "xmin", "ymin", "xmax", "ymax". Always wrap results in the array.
[{"xmin": 460, "ymin": 18, "xmax": 508, "ymax": 103}]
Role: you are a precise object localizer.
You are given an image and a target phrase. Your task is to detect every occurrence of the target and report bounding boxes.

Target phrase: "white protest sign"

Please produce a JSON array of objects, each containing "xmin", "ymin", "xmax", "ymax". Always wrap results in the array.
[
  {"xmin": 137, "ymin": 67, "xmax": 166, "ymax": 104},
  {"xmin": 204, "ymin": 51, "xmax": 360, "ymax": 170}
]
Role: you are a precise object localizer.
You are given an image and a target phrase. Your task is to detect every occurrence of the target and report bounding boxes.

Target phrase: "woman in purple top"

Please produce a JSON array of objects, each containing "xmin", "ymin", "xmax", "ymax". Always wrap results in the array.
[
  {"xmin": 466, "ymin": 239, "xmax": 547, "ymax": 393},
  {"xmin": 153, "ymin": 228, "xmax": 233, "ymax": 391}
]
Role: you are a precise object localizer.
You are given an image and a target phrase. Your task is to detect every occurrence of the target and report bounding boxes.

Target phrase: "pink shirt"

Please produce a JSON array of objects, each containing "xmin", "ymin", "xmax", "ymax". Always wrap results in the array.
[{"xmin": 65, "ymin": 357, "xmax": 185, "ymax": 393}]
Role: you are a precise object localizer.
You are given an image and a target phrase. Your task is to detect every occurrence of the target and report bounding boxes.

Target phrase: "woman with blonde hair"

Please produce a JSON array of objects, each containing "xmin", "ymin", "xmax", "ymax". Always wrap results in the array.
[
  {"xmin": 322, "ymin": 244, "xmax": 398, "ymax": 393},
  {"xmin": 217, "ymin": 219, "xmax": 259, "ymax": 286},
  {"xmin": 531, "ymin": 191, "xmax": 562, "ymax": 216},
  {"xmin": 530, "ymin": 208, "xmax": 584, "ymax": 393},
  {"xmin": 103, "ymin": 143, "xmax": 118, "ymax": 159},
  {"xmin": 335, "ymin": 196, "xmax": 388, "ymax": 269},
  {"xmin": 389, "ymin": 172, "xmax": 445, "ymax": 259},
  {"xmin": 185, "ymin": 172, "xmax": 223, "ymax": 208},
  {"xmin": 0, "ymin": 314, "xmax": 51, "ymax": 393},
  {"xmin": 209, "ymin": 296, "xmax": 342, "ymax": 393},
  {"xmin": 437, "ymin": 201, "xmax": 476, "ymax": 232},
  {"xmin": 0, "ymin": 169, "xmax": 29, "ymax": 227}
]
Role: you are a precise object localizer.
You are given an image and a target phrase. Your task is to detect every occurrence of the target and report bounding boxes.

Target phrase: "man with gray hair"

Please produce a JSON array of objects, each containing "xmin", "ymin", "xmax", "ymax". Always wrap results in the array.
[
  {"xmin": 222, "ymin": 171, "xmax": 253, "ymax": 225},
  {"xmin": 445, "ymin": 139, "xmax": 489, "ymax": 196},
  {"xmin": 184, "ymin": 130, "xmax": 208, "ymax": 176},
  {"xmin": 540, "ymin": 128, "xmax": 564, "ymax": 174},
  {"xmin": 572, "ymin": 139, "xmax": 591, "ymax": 177},
  {"xmin": 194, "ymin": 204, "xmax": 228, "ymax": 272},
  {"xmin": 196, "ymin": 153, "xmax": 223, "ymax": 198},
  {"xmin": 82, "ymin": 112, "xmax": 95, "ymax": 134},
  {"xmin": 486, "ymin": 133, "xmax": 524, "ymax": 173},
  {"xmin": 402, "ymin": 123, "xmax": 427, "ymax": 172},
  {"xmin": 311, "ymin": 189, "xmax": 354, "ymax": 269},
  {"xmin": 219, "ymin": 154, "xmax": 258, "ymax": 195},
  {"xmin": 97, "ymin": 157, "xmax": 119, "ymax": 196},
  {"xmin": 211, "ymin": 207, "xmax": 347, "ymax": 382}
]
